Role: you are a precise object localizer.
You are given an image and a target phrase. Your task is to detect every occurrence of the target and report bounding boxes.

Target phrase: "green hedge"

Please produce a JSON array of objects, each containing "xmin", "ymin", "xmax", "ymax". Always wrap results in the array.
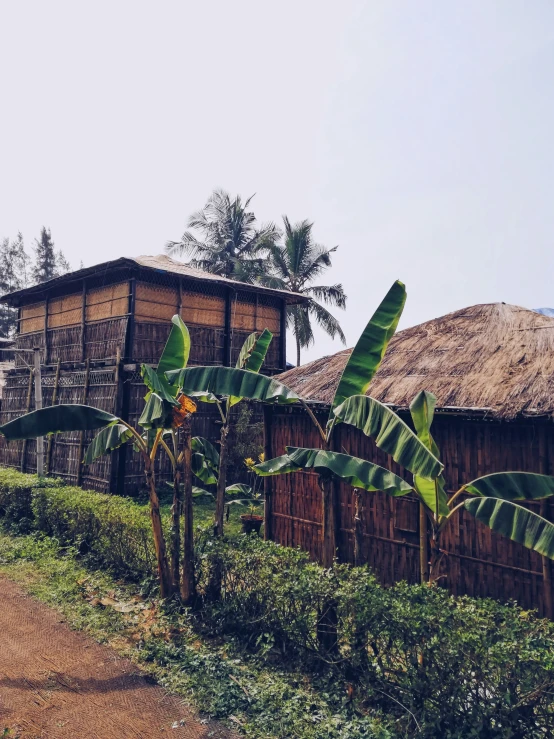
[
  {"xmin": 1, "ymin": 467, "xmax": 554, "ymax": 737},
  {"xmin": 197, "ymin": 536, "xmax": 554, "ymax": 738},
  {"xmin": 0, "ymin": 468, "xmax": 154, "ymax": 580}
]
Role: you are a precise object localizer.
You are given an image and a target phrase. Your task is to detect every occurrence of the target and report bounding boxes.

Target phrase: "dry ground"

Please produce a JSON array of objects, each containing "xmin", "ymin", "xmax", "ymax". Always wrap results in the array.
[{"xmin": 0, "ymin": 576, "xmax": 233, "ymax": 739}]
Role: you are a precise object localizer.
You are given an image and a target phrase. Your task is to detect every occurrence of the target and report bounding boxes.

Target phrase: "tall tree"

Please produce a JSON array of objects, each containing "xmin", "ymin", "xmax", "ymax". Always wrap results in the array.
[
  {"xmin": 264, "ymin": 217, "xmax": 347, "ymax": 366},
  {"xmin": 0, "ymin": 232, "xmax": 30, "ymax": 336},
  {"xmin": 32, "ymin": 227, "xmax": 58, "ymax": 283},
  {"xmin": 166, "ymin": 189, "xmax": 280, "ymax": 282}
]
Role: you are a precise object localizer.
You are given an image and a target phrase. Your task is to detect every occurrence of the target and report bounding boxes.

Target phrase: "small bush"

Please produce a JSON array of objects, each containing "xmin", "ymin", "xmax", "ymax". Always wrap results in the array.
[
  {"xmin": 0, "ymin": 468, "xmax": 154, "ymax": 579},
  {"xmin": 197, "ymin": 536, "xmax": 554, "ymax": 738}
]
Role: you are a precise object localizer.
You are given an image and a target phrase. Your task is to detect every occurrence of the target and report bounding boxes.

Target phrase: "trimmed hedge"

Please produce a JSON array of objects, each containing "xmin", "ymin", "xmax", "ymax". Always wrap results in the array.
[
  {"xmin": 0, "ymin": 468, "xmax": 154, "ymax": 580},
  {"xmin": 198, "ymin": 536, "xmax": 554, "ymax": 738},
  {"xmin": 1, "ymin": 468, "xmax": 554, "ymax": 737}
]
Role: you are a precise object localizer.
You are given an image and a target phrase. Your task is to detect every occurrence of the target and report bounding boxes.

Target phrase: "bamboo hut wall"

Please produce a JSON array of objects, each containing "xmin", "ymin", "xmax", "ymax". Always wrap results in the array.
[
  {"xmin": 267, "ymin": 407, "xmax": 554, "ymax": 616},
  {"xmin": 85, "ymin": 283, "xmax": 129, "ymax": 322},
  {"xmin": 47, "ymin": 293, "xmax": 82, "ymax": 328}
]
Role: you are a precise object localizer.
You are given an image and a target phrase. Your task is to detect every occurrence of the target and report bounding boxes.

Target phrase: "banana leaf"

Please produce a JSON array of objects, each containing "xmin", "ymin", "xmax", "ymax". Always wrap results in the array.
[
  {"xmin": 334, "ymin": 395, "xmax": 443, "ymax": 480},
  {"xmin": 465, "ymin": 497, "xmax": 554, "ymax": 559},
  {"xmin": 464, "ymin": 472, "xmax": 554, "ymax": 501},
  {"xmin": 0, "ymin": 404, "xmax": 118, "ymax": 440},
  {"xmin": 191, "ymin": 436, "xmax": 220, "ymax": 485},
  {"xmin": 84, "ymin": 423, "xmax": 134, "ymax": 464},
  {"xmin": 331, "ymin": 280, "xmax": 406, "ymax": 412},
  {"xmin": 225, "ymin": 483, "xmax": 253, "ymax": 496},
  {"xmin": 138, "ymin": 393, "xmax": 168, "ymax": 430},
  {"xmin": 141, "ymin": 364, "xmax": 178, "ymax": 406},
  {"xmin": 409, "ymin": 391, "xmax": 449, "ymax": 516},
  {"xmin": 166, "ymin": 366, "xmax": 300, "ymax": 405},
  {"xmin": 156, "ymin": 315, "xmax": 191, "ymax": 396},
  {"xmin": 241, "ymin": 329, "xmax": 273, "ymax": 373},
  {"xmin": 255, "ymin": 447, "xmax": 413, "ymax": 496},
  {"xmin": 236, "ymin": 332, "xmax": 257, "ymax": 369}
]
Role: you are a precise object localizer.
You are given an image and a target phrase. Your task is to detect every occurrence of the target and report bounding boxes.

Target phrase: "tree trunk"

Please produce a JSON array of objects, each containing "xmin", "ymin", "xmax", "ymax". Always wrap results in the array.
[
  {"xmin": 214, "ymin": 423, "xmax": 229, "ymax": 537},
  {"xmin": 144, "ymin": 461, "xmax": 172, "ymax": 598},
  {"xmin": 296, "ymin": 335, "xmax": 301, "ymax": 367},
  {"xmin": 181, "ymin": 418, "xmax": 196, "ymax": 605},
  {"xmin": 321, "ymin": 475, "xmax": 337, "ymax": 569},
  {"xmin": 419, "ymin": 502, "xmax": 429, "ymax": 584},
  {"xmin": 170, "ymin": 463, "xmax": 181, "ymax": 591}
]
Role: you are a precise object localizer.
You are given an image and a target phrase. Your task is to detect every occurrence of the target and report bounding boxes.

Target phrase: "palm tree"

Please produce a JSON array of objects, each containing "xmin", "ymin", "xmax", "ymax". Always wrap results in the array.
[
  {"xmin": 166, "ymin": 189, "xmax": 280, "ymax": 282},
  {"xmin": 264, "ymin": 217, "xmax": 346, "ymax": 366}
]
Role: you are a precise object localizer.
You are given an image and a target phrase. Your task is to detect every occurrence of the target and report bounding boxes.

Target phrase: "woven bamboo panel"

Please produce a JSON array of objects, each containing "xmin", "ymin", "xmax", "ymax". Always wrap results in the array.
[
  {"xmin": 85, "ymin": 317, "xmax": 128, "ymax": 361},
  {"xmin": 86, "ymin": 282, "xmax": 129, "ymax": 321},
  {"xmin": 20, "ymin": 302, "xmax": 46, "ymax": 334},
  {"xmin": 48, "ymin": 326, "xmax": 82, "ymax": 363},
  {"xmin": 267, "ymin": 407, "xmax": 554, "ymax": 616},
  {"xmin": 231, "ymin": 300, "xmax": 280, "ymax": 333},
  {"xmin": 48, "ymin": 292, "xmax": 82, "ymax": 328},
  {"xmin": 14, "ymin": 332, "xmax": 45, "ymax": 367},
  {"xmin": 181, "ymin": 292, "xmax": 226, "ymax": 328},
  {"xmin": 135, "ymin": 282, "xmax": 178, "ymax": 323}
]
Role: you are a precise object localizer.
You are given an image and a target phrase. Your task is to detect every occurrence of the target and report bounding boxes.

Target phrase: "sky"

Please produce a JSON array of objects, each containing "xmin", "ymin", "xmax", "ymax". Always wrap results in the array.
[{"xmin": 1, "ymin": 1, "xmax": 554, "ymax": 365}]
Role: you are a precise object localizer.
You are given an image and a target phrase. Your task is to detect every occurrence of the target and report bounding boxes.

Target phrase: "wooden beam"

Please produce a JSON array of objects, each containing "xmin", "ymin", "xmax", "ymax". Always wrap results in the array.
[
  {"xmin": 263, "ymin": 404, "xmax": 273, "ymax": 541},
  {"xmin": 125, "ymin": 278, "xmax": 136, "ymax": 362},
  {"xmin": 223, "ymin": 287, "xmax": 233, "ymax": 367},
  {"xmin": 80, "ymin": 279, "xmax": 87, "ymax": 362},
  {"xmin": 20, "ymin": 368, "xmax": 33, "ymax": 472},
  {"xmin": 280, "ymin": 299, "xmax": 287, "ymax": 371},
  {"xmin": 46, "ymin": 359, "xmax": 61, "ymax": 475},
  {"xmin": 76, "ymin": 359, "xmax": 90, "ymax": 486}
]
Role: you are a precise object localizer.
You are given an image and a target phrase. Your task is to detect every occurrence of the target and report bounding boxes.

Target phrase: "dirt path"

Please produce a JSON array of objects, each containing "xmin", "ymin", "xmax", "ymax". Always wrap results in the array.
[{"xmin": 0, "ymin": 577, "xmax": 233, "ymax": 739}]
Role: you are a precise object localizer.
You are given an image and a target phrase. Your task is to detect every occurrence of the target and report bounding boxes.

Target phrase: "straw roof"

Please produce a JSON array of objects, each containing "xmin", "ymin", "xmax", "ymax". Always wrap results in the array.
[
  {"xmin": 277, "ymin": 303, "xmax": 554, "ymax": 420},
  {"xmin": 1, "ymin": 254, "xmax": 306, "ymax": 306}
]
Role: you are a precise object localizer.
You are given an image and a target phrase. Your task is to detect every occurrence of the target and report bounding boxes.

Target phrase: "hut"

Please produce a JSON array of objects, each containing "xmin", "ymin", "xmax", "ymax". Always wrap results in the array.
[
  {"xmin": 0, "ymin": 254, "xmax": 304, "ymax": 494},
  {"xmin": 264, "ymin": 303, "xmax": 554, "ymax": 616}
]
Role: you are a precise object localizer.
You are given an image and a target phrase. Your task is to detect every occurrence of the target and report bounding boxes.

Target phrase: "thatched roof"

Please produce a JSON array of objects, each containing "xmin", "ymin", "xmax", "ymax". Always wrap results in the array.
[
  {"xmin": 277, "ymin": 303, "xmax": 554, "ymax": 420},
  {"xmin": 0, "ymin": 254, "xmax": 306, "ymax": 307}
]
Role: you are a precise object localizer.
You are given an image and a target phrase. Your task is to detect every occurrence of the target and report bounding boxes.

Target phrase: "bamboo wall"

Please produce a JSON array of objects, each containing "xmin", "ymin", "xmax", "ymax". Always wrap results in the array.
[
  {"xmin": 1, "ymin": 272, "xmax": 285, "ymax": 493},
  {"xmin": 265, "ymin": 406, "xmax": 554, "ymax": 616}
]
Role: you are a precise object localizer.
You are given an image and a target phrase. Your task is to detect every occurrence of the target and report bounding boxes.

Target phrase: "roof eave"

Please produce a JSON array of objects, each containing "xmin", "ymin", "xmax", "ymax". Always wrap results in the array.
[{"xmin": 0, "ymin": 256, "xmax": 307, "ymax": 307}]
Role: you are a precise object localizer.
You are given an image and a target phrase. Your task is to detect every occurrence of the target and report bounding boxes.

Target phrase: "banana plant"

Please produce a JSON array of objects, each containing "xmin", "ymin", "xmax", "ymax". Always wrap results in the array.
[
  {"xmin": 166, "ymin": 328, "xmax": 301, "ymax": 536},
  {"xmin": 256, "ymin": 281, "xmax": 443, "ymax": 566},
  {"xmin": 0, "ymin": 315, "xmax": 196, "ymax": 601},
  {"xmin": 404, "ymin": 390, "xmax": 554, "ymax": 582},
  {"xmin": 332, "ymin": 387, "xmax": 554, "ymax": 581}
]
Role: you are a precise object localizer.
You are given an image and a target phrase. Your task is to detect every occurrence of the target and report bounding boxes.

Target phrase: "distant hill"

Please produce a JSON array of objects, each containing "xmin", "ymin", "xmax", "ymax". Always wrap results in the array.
[{"xmin": 534, "ymin": 308, "xmax": 554, "ymax": 317}]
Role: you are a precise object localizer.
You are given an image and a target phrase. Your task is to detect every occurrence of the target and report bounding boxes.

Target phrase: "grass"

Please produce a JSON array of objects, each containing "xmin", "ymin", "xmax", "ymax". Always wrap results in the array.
[{"xmin": 0, "ymin": 527, "xmax": 388, "ymax": 739}]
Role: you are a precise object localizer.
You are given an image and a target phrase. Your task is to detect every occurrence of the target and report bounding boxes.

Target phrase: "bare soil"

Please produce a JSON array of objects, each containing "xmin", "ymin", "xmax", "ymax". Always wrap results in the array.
[{"xmin": 0, "ymin": 577, "xmax": 233, "ymax": 738}]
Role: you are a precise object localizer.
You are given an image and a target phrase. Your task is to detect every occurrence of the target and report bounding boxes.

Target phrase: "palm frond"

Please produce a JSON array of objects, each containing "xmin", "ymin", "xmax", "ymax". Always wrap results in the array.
[
  {"xmin": 307, "ymin": 299, "xmax": 346, "ymax": 344},
  {"xmin": 305, "ymin": 283, "xmax": 347, "ymax": 309}
]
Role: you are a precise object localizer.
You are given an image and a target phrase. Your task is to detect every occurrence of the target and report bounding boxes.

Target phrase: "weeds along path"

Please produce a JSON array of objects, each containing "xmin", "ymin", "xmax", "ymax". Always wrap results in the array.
[{"xmin": 0, "ymin": 576, "xmax": 232, "ymax": 739}]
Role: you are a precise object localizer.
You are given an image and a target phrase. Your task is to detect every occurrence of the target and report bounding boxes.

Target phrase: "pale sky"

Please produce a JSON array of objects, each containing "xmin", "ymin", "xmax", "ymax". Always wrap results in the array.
[{"xmin": 1, "ymin": 1, "xmax": 553, "ymax": 364}]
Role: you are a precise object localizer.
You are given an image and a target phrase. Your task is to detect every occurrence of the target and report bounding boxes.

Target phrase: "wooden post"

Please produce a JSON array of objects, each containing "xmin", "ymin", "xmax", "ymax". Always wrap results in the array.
[
  {"xmin": 263, "ymin": 404, "xmax": 273, "ymax": 541},
  {"xmin": 419, "ymin": 502, "xmax": 429, "ymax": 583},
  {"xmin": 46, "ymin": 359, "xmax": 61, "ymax": 475},
  {"xmin": 80, "ymin": 279, "xmax": 87, "ymax": 362},
  {"xmin": 20, "ymin": 368, "xmax": 33, "ymax": 472},
  {"xmin": 109, "ymin": 348, "xmax": 124, "ymax": 492},
  {"xmin": 34, "ymin": 348, "xmax": 44, "ymax": 477},
  {"xmin": 223, "ymin": 287, "xmax": 233, "ymax": 367},
  {"xmin": 353, "ymin": 489, "xmax": 364, "ymax": 566},
  {"xmin": 541, "ymin": 499, "xmax": 553, "ymax": 619},
  {"xmin": 76, "ymin": 359, "xmax": 90, "ymax": 485},
  {"xmin": 126, "ymin": 278, "xmax": 136, "ymax": 362},
  {"xmin": 539, "ymin": 427, "xmax": 553, "ymax": 619},
  {"xmin": 280, "ymin": 299, "xmax": 287, "ymax": 371},
  {"xmin": 43, "ymin": 296, "xmax": 49, "ymax": 364}
]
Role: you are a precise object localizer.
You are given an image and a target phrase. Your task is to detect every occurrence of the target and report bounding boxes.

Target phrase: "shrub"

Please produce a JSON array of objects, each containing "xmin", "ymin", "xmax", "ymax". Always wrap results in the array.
[
  {"xmin": 0, "ymin": 468, "xmax": 154, "ymax": 579},
  {"xmin": 197, "ymin": 535, "xmax": 554, "ymax": 738}
]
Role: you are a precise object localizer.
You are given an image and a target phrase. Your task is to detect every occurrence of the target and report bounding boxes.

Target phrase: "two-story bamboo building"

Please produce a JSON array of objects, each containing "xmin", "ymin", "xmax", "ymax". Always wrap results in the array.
[{"xmin": 0, "ymin": 254, "xmax": 303, "ymax": 494}]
